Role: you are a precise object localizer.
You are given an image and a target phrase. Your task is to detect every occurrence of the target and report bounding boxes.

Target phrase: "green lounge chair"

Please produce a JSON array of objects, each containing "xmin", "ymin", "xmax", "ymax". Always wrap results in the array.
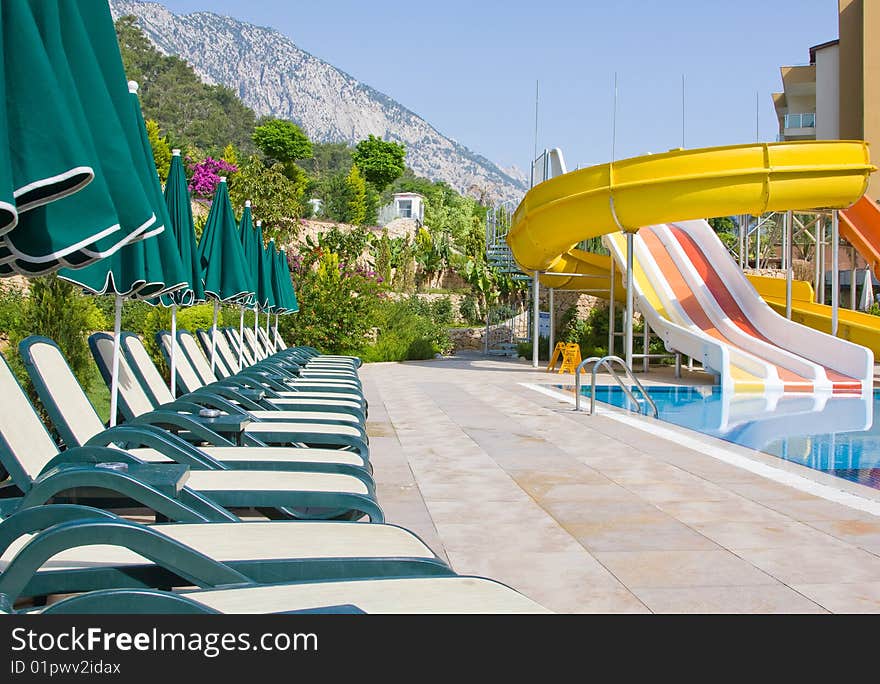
[
  {"xmin": 0, "ymin": 505, "xmax": 452, "ymax": 601},
  {"xmin": 0, "ymin": 350, "xmax": 383, "ymax": 523},
  {"xmin": 20, "ymin": 336, "xmax": 372, "ymax": 481}
]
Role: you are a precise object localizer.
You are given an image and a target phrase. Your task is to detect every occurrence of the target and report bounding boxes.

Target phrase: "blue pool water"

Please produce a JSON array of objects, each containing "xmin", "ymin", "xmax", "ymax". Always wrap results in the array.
[{"xmin": 570, "ymin": 384, "xmax": 880, "ymax": 490}]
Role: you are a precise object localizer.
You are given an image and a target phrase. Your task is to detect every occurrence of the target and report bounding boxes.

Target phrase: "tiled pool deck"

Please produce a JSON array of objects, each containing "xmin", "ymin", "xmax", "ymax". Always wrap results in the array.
[{"xmin": 361, "ymin": 353, "xmax": 880, "ymax": 613}]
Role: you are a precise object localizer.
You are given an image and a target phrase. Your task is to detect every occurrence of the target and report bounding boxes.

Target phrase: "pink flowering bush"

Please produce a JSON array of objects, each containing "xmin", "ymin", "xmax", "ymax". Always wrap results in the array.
[{"xmin": 187, "ymin": 157, "xmax": 238, "ymax": 198}]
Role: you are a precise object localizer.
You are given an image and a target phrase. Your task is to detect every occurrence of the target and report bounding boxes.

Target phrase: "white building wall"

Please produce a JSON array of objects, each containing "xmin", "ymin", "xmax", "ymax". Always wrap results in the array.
[{"xmin": 816, "ymin": 44, "xmax": 840, "ymax": 139}]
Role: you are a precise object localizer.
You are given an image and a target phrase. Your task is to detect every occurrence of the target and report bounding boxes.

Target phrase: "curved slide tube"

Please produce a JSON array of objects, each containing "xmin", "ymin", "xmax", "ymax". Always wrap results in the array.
[{"xmin": 841, "ymin": 195, "xmax": 880, "ymax": 280}]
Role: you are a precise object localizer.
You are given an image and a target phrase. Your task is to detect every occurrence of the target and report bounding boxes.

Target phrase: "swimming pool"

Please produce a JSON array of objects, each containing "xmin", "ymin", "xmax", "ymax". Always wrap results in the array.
[{"xmin": 570, "ymin": 384, "xmax": 880, "ymax": 490}]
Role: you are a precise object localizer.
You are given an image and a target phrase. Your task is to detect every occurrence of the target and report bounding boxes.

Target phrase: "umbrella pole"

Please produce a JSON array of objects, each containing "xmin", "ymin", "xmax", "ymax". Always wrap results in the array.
[
  {"xmin": 170, "ymin": 303, "xmax": 178, "ymax": 396},
  {"xmin": 109, "ymin": 295, "xmax": 123, "ymax": 428},
  {"xmin": 211, "ymin": 299, "xmax": 219, "ymax": 373},
  {"xmin": 238, "ymin": 306, "xmax": 245, "ymax": 371},
  {"xmin": 274, "ymin": 313, "xmax": 279, "ymax": 350},
  {"xmin": 254, "ymin": 305, "xmax": 260, "ymax": 359},
  {"xmin": 266, "ymin": 310, "xmax": 273, "ymax": 354}
]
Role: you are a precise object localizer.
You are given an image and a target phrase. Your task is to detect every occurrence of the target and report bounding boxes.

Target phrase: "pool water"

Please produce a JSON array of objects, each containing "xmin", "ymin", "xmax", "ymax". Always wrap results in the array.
[{"xmin": 570, "ymin": 384, "xmax": 880, "ymax": 490}]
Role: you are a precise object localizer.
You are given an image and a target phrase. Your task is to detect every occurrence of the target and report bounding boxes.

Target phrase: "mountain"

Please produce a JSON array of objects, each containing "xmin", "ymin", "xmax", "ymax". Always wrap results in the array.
[{"xmin": 109, "ymin": 1, "xmax": 526, "ymax": 205}]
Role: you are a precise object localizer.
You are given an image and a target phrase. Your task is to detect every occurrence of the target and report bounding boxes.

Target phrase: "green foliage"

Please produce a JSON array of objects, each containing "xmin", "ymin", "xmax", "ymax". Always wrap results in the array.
[
  {"xmin": 7, "ymin": 276, "xmax": 105, "ymax": 399},
  {"xmin": 708, "ymin": 216, "xmax": 736, "ymax": 234},
  {"xmin": 115, "ymin": 16, "xmax": 256, "ymax": 156},
  {"xmin": 146, "ymin": 119, "xmax": 172, "ymax": 183},
  {"xmin": 345, "ymin": 165, "xmax": 367, "ymax": 226},
  {"xmin": 228, "ymin": 155, "xmax": 306, "ymax": 243},
  {"xmin": 517, "ymin": 336, "xmax": 550, "ymax": 361},
  {"xmin": 352, "ymin": 135, "xmax": 406, "ymax": 191},
  {"xmin": 301, "ymin": 142, "xmax": 353, "ymax": 177},
  {"xmin": 252, "ymin": 118, "xmax": 313, "ymax": 166},
  {"xmin": 374, "ymin": 230, "xmax": 393, "ymax": 286},
  {"xmin": 0, "ymin": 286, "xmax": 25, "ymax": 335},
  {"xmin": 458, "ymin": 295, "xmax": 482, "ymax": 324},
  {"xmin": 362, "ymin": 297, "xmax": 452, "ymax": 362},
  {"xmin": 281, "ymin": 252, "xmax": 381, "ymax": 354},
  {"xmin": 430, "ymin": 297, "xmax": 454, "ymax": 325},
  {"xmin": 221, "ymin": 144, "xmax": 239, "ymax": 168}
]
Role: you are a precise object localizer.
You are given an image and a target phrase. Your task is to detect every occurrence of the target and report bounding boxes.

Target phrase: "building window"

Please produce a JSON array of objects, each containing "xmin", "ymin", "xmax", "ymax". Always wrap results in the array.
[{"xmin": 397, "ymin": 199, "xmax": 413, "ymax": 218}]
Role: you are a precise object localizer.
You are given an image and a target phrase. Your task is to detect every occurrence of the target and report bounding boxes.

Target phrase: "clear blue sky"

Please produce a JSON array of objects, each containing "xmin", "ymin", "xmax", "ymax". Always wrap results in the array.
[{"xmin": 160, "ymin": 0, "xmax": 840, "ymax": 175}]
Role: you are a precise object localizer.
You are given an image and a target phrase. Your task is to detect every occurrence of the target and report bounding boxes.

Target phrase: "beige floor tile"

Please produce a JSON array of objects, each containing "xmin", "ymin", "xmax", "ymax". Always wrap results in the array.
[
  {"xmin": 634, "ymin": 585, "xmax": 826, "ymax": 614},
  {"xmin": 790, "ymin": 582, "xmax": 880, "ymax": 613},
  {"xmin": 738, "ymin": 544, "xmax": 880, "ymax": 584},
  {"xmin": 593, "ymin": 549, "xmax": 777, "ymax": 588},
  {"xmin": 692, "ymin": 519, "xmax": 850, "ymax": 551},
  {"xmin": 656, "ymin": 498, "xmax": 789, "ymax": 524}
]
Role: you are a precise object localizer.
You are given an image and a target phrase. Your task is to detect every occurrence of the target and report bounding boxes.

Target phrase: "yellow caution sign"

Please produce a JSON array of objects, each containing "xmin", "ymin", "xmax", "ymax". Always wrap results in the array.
[
  {"xmin": 559, "ymin": 343, "xmax": 583, "ymax": 374},
  {"xmin": 546, "ymin": 342, "xmax": 567, "ymax": 372}
]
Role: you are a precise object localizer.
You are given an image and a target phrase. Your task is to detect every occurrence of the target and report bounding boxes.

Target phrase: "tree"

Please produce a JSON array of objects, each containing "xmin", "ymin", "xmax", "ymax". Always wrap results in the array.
[
  {"xmin": 352, "ymin": 135, "xmax": 406, "ymax": 191},
  {"xmin": 228, "ymin": 155, "xmax": 307, "ymax": 243},
  {"xmin": 252, "ymin": 119, "xmax": 313, "ymax": 166},
  {"xmin": 346, "ymin": 165, "xmax": 367, "ymax": 226},
  {"xmin": 115, "ymin": 17, "xmax": 257, "ymax": 155},
  {"xmin": 145, "ymin": 119, "xmax": 172, "ymax": 183},
  {"xmin": 301, "ymin": 142, "xmax": 352, "ymax": 177}
]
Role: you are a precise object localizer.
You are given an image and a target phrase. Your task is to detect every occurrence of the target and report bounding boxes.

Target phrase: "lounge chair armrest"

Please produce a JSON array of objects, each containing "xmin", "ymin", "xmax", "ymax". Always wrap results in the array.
[
  {"xmin": 131, "ymin": 411, "xmax": 237, "ymax": 446},
  {"xmin": 85, "ymin": 425, "xmax": 227, "ymax": 470},
  {"xmin": 0, "ymin": 505, "xmax": 117, "ymax": 557},
  {"xmin": 0, "ymin": 519, "xmax": 252, "ymax": 605}
]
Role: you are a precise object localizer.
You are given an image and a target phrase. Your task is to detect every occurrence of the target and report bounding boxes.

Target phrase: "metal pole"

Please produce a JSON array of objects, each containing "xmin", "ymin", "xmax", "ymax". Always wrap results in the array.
[
  {"xmin": 532, "ymin": 271, "xmax": 540, "ymax": 368},
  {"xmin": 832, "ymin": 210, "xmax": 839, "ymax": 336},
  {"xmin": 484, "ymin": 309, "xmax": 490, "ymax": 355},
  {"xmin": 785, "ymin": 210, "xmax": 793, "ymax": 319},
  {"xmin": 210, "ymin": 299, "xmax": 219, "ymax": 373},
  {"xmin": 266, "ymin": 310, "xmax": 273, "ymax": 354},
  {"xmin": 548, "ymin": 288, "xmax": 555, "ymax": 357},
  {"xmin": 169, "ymin": 303, "xmax": 178, "ymax": 395},
  {"xmin": 819, "ymin": 216, "xmax": 826, "ymax": 304},
  {"xmin": 814, "ymin": 216, "xmax": 822, "ymax": 300},
  {"xmin": 756, "ymin": 218, "xmax": 761, "ymax": 270},
  {"xmin": 674, "ymin": 353, "xmax": 682, "ymax": 379},
  {"xmin": 238, "ymin": 306, "xmax": 245, "ymax": 371},
  {"xmin": 109, "ymin": 295, "xmax": 122, "ymax": 428},
  {"xmin": 625, "ymin": 232, "xmax": 634, "ymax": 370},
  {"xmin": 850, "ymin": 246, "xmax": 857, "ymax": 310},
  {"xmin": 254, "ymin": 305, "xmax": 261, "ymax": 359},
  {"xmin": 681, "ymin": 74, "xmax": 686, "ymax": 148},
  {"xmin": 642, "ymin": 315, "xmax": 649, "ymax": 374},
  {"xmin": 608, "ymin": 258, "xmax": 616, "ymax": 356},
  {"xmin": 739, "ymin": 215, "xmax": 746, "ymax": 268}
]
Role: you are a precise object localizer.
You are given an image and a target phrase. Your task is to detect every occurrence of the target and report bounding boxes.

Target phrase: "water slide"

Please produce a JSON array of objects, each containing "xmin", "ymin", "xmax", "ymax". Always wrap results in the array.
[
  {"xmin": 507, "ymin": 141, "xmax": 875, "ymax": 393},
  {"xmin": 748, "ymin": 273, "xmax": 880, "ymax": 357},
  {"xmin": 840, "ymin": 195, "xmax": 880, "ymax": 279}
]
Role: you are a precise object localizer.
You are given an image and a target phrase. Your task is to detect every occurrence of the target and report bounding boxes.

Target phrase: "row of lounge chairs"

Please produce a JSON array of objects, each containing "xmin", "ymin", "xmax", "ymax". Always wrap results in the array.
[{"xmin": 0, "ymin": 327, "xmax": 549, "ymax": 613}]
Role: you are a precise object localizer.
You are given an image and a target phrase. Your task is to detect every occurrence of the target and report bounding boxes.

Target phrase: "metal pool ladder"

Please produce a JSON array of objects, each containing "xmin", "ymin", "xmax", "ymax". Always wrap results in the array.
[{"xmin": 574, "ymin": 355, "xmax": 659, "ymax": 418}]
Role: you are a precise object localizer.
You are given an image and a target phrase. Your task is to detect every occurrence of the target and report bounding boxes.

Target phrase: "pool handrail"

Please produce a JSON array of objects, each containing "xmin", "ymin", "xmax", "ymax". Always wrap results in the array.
[{"xmin": 574, "ymin": 355, "xmax": 659, "ymax": 418}]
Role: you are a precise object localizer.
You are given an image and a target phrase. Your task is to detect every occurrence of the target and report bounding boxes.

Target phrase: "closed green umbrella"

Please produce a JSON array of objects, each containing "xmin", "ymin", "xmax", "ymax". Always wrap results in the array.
[
  {"xmin": 1, "ymin": 1, "xmax": 159, "ymax": 275},
  {"xmin": 261, "ymin": 239, "xmax": 281, "ymax": 353},
  {"xmin": 60, "ymin": 83, "xmax": 187, "ymax": 425},
  {"xmin": 232, "ymin": 200, "xmax": 257, "ymax": 370},
  {"xmin": 269, "ymin": 245, "xmax": 296, "ymax": 346},
  {"xmin": 158, "ymin": 149, "xmax": 206, "ymax": 394},
  {"xmin": 197, "ymin": 178, "xmax": 251, "ymax": 371}
]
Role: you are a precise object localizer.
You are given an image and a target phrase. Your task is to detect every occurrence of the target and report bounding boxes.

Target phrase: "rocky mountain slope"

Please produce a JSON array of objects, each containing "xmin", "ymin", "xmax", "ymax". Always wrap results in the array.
[{"xmin": 110, "ymin": 0, "xmax": 526, "ymax": 204}]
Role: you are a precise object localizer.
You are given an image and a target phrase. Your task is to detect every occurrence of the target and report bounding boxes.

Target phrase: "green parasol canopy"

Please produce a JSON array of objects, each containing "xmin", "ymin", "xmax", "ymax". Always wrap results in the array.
[
  {"xmin": 278, "ymin": 248, "xmax": 300, "ymax": 314},
  {"xmin": 158, "ymin": 150, "xmax": 205, "ymax": 307},
  {"xmin": 197, "ymin": 179, "xmax": 251, "ymax": 303},
  {"xmin": 237, "ymin": 200, "xmax": 260, "ymax": 308},
  {"xmin": 0, "ymin": 1, "xmax": 160, "ymax": 276},
  {"xmin": 58, "ymin": 83, "xmax": 187, "ymax": 300}
]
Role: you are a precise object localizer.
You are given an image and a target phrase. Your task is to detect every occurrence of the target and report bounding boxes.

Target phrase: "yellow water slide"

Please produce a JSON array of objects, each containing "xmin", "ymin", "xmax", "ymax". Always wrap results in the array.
[
  {"xmin": 507, "ymin": 141, "xmax": 876, "ymax": 392},
  {"xmin": 508, "ymin": 141, "xmax": 873, "ymax": 272}
]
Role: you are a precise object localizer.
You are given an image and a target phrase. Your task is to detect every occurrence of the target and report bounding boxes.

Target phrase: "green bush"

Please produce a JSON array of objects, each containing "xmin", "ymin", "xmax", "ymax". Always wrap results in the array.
[
  {"xmin": 458, "ymin": 295, "xmax": 482, "ymax": 324},
  {"xmin": 517, "ymin": 336, "xmax": 550, "ymax": 361},
  {"xmin": 0, "ymin": 286, "xmax": 25, "ymax": 334},
  {"xmin": 6, "ymin": 276, "xmax": 106, "ymax": 417},
  {"xmin": 362, "ymin": 296, "xmax": 451, "ymax": 362},
  {"xmin": 430, "ymin": 297, "xmax": 453, "ymax": 325}
]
